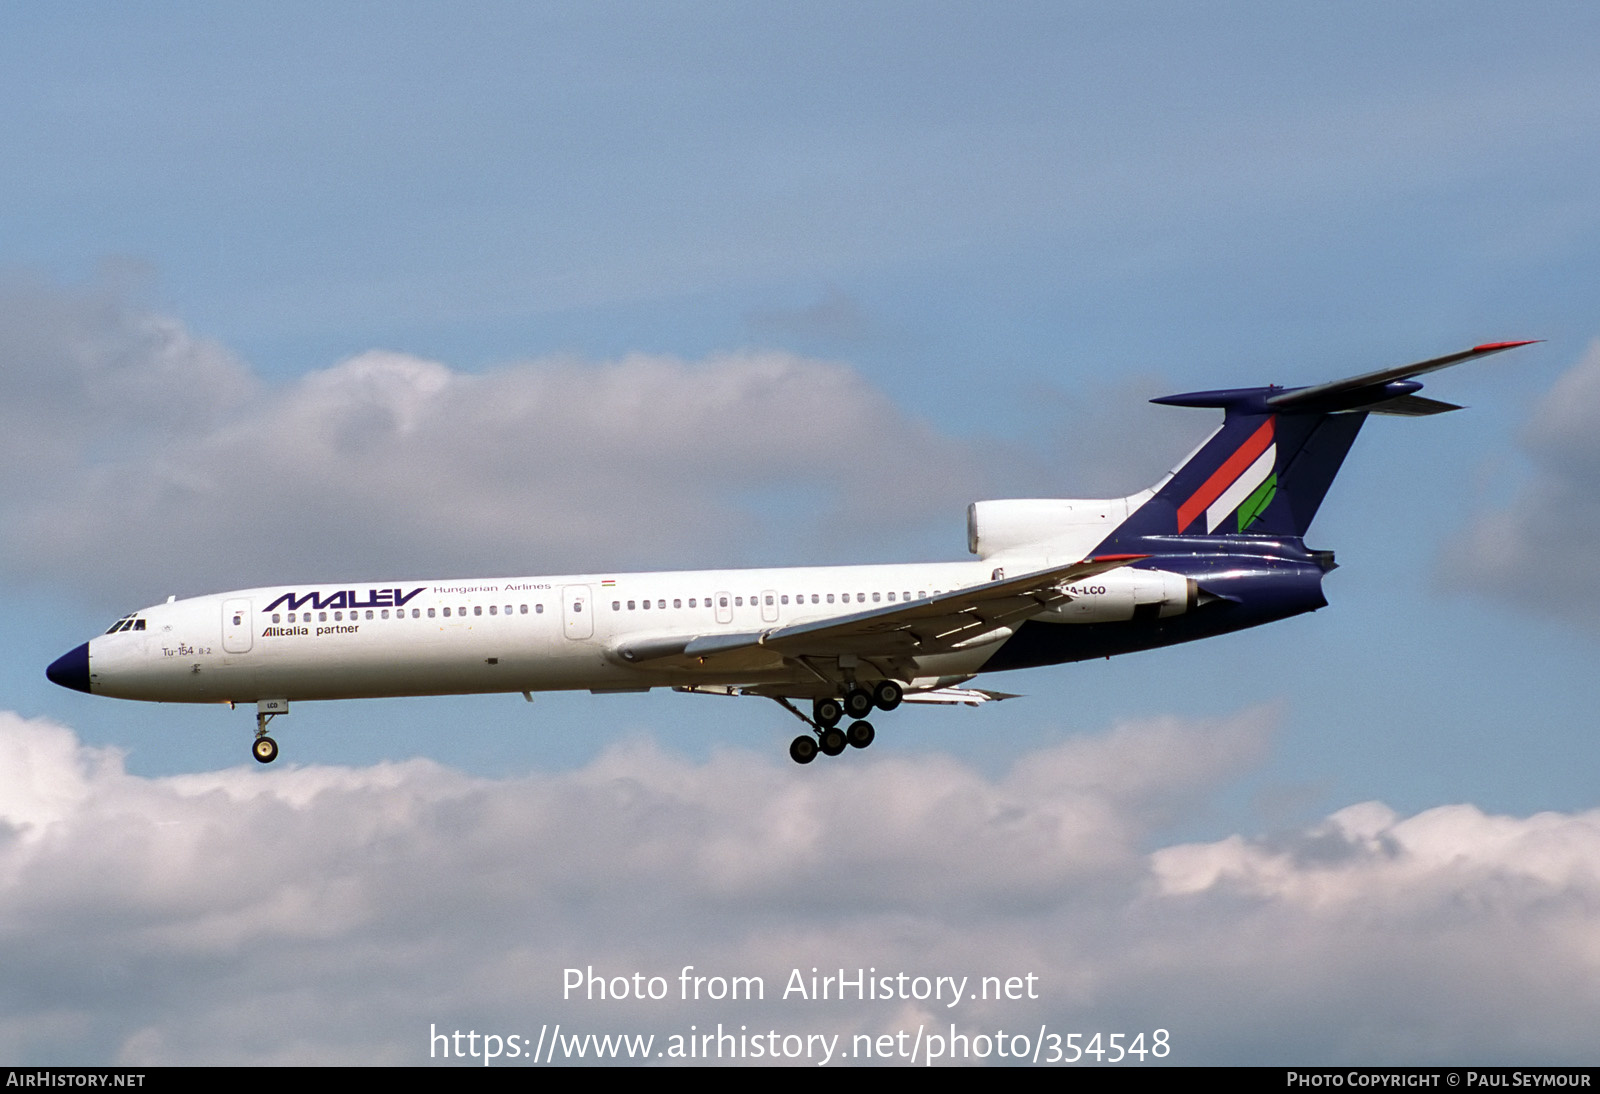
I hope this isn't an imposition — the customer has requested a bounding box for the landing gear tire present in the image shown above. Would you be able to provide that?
[789,735,819,765]
[872,680,904,712]
[846,720,876,749]
[842,688,875,720]
[253,736,279,764]
[819,727,848,756]
[813,697,844,729]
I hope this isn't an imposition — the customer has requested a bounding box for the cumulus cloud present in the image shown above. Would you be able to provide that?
[0,281,1007,602]
[1447,339,1600,624]
[2,706,1597,1065]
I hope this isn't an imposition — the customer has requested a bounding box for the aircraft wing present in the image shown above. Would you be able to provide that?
[676,683,1020,704]
[753,555,1146,658]
[617,555,1146,672]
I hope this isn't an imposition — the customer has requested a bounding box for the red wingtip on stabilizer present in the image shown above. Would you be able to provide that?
[1472,340,1542,352]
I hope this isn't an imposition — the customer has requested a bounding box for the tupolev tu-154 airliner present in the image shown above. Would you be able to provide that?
[47,340,1536,766]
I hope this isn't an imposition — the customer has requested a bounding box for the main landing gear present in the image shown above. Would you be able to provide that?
[788,720,867,764]
[776,683,902,765]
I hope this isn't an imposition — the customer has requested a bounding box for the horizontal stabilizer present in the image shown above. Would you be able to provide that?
[1364,393,1463,417]
[1153,341,1538,415]
[1265,340,1538,413]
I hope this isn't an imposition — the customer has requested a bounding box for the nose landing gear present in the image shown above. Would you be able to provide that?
[252,699,288,764]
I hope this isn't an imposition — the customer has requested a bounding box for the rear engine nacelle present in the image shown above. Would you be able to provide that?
[967,498,1133,560]
[1036,567,1196,623]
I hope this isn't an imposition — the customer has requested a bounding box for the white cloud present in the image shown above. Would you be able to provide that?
[1447,339,1600,624]
[0,282,1006,602]
[2,706,1598,1065]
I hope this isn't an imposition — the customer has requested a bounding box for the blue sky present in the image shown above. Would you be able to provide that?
[5,2,1600,1065]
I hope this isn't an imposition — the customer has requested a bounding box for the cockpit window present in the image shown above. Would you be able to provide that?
[105,615,145,634]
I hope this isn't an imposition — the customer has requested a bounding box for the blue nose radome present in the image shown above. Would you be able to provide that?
[46,643,91,693]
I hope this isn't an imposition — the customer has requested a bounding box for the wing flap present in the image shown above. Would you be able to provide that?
[898,687,1021,706]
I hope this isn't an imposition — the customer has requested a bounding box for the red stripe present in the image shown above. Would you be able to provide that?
[1175,417,1275,532]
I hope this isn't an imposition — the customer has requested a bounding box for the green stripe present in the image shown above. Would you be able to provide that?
[1236,473,1277,531]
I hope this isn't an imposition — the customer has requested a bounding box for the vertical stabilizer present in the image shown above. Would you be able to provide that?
[1093,340,1538,552]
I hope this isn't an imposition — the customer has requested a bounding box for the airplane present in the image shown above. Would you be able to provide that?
[46,340,1537,766]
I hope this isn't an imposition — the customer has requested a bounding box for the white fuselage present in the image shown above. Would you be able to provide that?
[87,558,1064,705]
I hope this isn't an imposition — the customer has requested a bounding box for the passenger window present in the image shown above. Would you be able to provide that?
[428,608,436,618]
[443,607,451,617]
[231,614,242,626]
[826,594,834,603]
[382,610,389,619]
[366,610,374,620]
[272,614,281,624]
[490,605,497,615]
[535,604,543,614]
[319,612,328,622]
[873,592,881,602]
[673,599,681,609]
[474,605,482,616]
[642,600,650,610]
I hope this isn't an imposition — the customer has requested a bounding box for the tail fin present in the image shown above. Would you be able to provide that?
[1097,341,1538,549]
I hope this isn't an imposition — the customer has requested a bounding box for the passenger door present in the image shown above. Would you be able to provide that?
[562,585,593,640]
[222,598,253,654]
